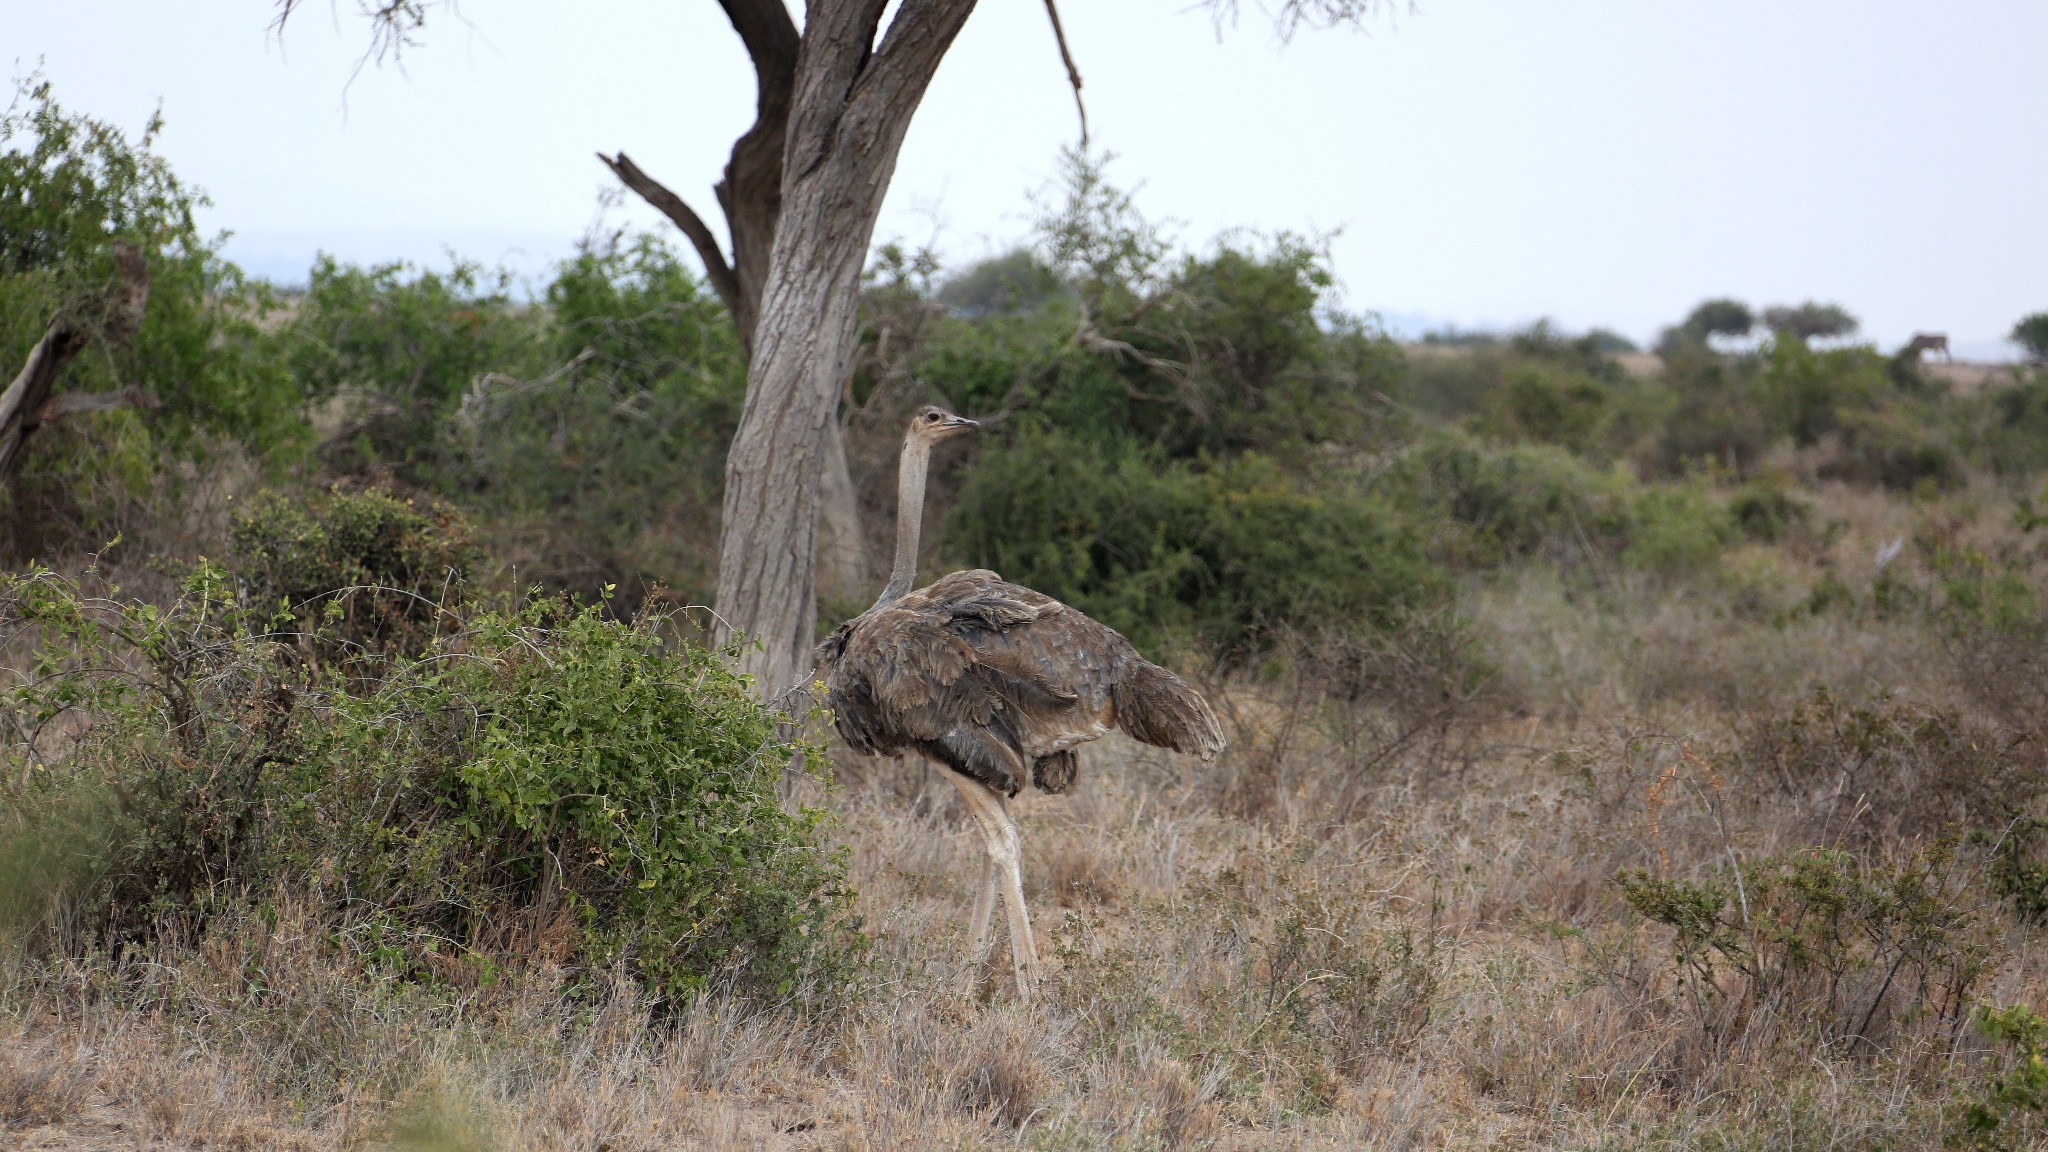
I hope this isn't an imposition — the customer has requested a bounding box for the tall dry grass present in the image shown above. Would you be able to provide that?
[5,483,2048,1151]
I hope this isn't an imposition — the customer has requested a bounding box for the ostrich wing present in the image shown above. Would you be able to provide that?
[822,574,1081,793]
[919,571,1224,762]
[822,570,1223,793]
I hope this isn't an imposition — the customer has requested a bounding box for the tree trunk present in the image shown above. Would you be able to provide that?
[816,411,869,604]
[715,0,979,698]
[603,2,881,633]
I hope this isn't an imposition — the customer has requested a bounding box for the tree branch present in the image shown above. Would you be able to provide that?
[597,151,747,330]
[0,322,89,479]
[38,386,162,422]
[855,0,980,142]
[715,0,801,95]
[1205,0,1397,41]
[271,1,438,64]
[1041,0,1088,146]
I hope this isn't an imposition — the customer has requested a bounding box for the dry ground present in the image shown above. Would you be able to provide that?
[4,482,2047,1151]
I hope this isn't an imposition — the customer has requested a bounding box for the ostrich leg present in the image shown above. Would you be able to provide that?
[945,771,1042,998]
[968,855,999,956]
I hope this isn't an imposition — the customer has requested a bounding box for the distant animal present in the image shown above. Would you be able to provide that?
[1901,332,1951,361]
[816,405,1225,998]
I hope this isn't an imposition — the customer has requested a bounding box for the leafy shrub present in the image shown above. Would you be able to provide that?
[1642,345,1769,476]
[945,426,1444,659]
[286,255,542,479]
[1475,364,1615,457]
[1822,408,1964,493]
[1380,429,1732,576]
[1728,481,1811,543]
[229,486,479,655]
[1381,431,1632,567]
[866,154,1400,471]
[1957,1003,2048,1151]
[278,232,746,607]
[2013,313,2048,364]
[1969,376,2048,477]
[0,564,856,1000]
[1978,818,2048,927]
[935,247,1067,317]
[1625,484,1735,576]
[1753,335,1889,448]
[1,77,303,556]
[1736,688,2044,848]
[455,232,746,605]
[1616,841,1990,1053]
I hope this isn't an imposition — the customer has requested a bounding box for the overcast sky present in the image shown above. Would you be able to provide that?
[7,1,2044,356]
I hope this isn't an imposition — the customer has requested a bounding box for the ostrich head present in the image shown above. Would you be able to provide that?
[907,404,979,444]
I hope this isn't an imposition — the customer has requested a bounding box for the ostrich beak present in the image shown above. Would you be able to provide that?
[944,415,980,433]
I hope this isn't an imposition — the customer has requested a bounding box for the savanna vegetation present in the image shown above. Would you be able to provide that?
[5,78,2048,1149]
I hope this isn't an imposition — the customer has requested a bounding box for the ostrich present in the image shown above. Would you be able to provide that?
[817,405,1225,998]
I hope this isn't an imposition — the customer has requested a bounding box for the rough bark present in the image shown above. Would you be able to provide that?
[816,412,869,604]
[716,0,980,698]
[603,2,882,634]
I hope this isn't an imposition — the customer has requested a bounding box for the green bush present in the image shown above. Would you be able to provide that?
[280,232,746,606]
[1475,364,1615,457]
[2013,313,2048,364]
[944,426,1444,659]
[1378,429,1732,577]
[1615,841,1990,1052]
[1728,481,1811,543]
[0,77,303,554]
[1642,345,1769,476]
[455,233,747,605]
[1823,408,1964,493]
[868,154,1401,471]
[229,486,479,654]
[1968,376,2048,477]
[1957,1003,2048,1151]
[1753,334,1889,448]
[0,563,856,1000]
[285,255,543,479]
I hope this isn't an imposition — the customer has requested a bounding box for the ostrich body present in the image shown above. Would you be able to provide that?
[817,406,1225,997]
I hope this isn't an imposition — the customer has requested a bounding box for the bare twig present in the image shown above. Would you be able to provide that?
[1040,0,1089,145]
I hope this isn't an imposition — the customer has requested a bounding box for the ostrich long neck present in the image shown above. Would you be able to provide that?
[877,435,932,606]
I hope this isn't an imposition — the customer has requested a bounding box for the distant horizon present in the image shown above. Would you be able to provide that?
[19,0,2037,365]
[215,223,2026,364]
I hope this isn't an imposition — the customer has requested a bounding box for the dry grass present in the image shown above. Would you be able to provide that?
[5,486,2048,1150]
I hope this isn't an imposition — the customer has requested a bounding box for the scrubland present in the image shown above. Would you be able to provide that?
[7,81,2048,1150]
[6,474,2046,1151]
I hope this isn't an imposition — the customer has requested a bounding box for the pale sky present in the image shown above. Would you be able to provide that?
[7,1,2044,357]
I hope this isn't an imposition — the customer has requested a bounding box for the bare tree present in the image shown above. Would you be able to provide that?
[282,0,1386,699]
